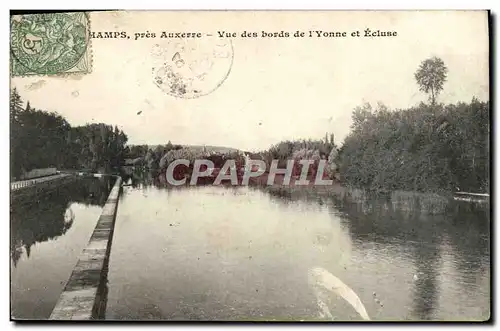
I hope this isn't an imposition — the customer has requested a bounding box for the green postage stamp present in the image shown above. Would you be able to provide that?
[10,12,91,76]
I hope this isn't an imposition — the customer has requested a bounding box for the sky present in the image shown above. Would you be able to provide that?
[11,11,489,151]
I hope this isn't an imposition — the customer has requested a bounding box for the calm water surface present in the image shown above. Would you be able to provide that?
[106,183,490,321]
[10,178,113,319]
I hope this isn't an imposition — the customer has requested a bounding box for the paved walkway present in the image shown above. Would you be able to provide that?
[50,177,122,320]
[10,173,71,191]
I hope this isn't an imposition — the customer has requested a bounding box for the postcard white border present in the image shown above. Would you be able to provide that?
[2,1,497,330]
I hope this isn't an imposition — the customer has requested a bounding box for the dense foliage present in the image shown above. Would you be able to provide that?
[10,88,128,179]
[123,141,184,164]
[256,134,339,179]
[261,134,335,165]
[339,99,490,193]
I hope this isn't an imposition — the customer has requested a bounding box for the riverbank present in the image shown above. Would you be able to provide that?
[49,177,122,320]
[250,174,490,215]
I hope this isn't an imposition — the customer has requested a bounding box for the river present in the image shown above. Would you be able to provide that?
[10,178,490,320]
[10,178,114,319]
[104,181,490,321]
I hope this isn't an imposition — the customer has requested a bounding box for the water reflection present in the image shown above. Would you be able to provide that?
[268,188,490,321]
[412,239,441,320]
[121,167,161,189]
[10,178,114,266]
[334,196,488,307]
[107,184,355,320]
[109,175,490,321]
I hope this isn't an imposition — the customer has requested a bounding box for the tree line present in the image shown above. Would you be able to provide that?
[256,134,339,179]
[10,88,128,179]
[124,144,247,183]
[14,56,486,193]
[338,57,489,193]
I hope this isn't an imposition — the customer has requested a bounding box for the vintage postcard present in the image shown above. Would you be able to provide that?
[10,10,490,321]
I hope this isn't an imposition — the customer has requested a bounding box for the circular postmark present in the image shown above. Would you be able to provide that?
[10,13,89,75]
[151,37,234,99]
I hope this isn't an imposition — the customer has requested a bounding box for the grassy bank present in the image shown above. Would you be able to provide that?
[256,177,487,215]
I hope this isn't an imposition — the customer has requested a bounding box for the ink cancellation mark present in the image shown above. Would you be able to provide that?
[151,37,233,99]
[10,12,91,77]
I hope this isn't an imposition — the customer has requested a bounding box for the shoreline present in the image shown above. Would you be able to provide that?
[49,177,122,320]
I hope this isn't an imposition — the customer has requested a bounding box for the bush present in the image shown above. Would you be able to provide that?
[339,100,489,193]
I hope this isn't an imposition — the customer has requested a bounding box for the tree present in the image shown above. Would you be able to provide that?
[10,89,24,178]
[165,140,174,152]
[9,90,129,177]
[414,57,448,105]
[10,88,23,113]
